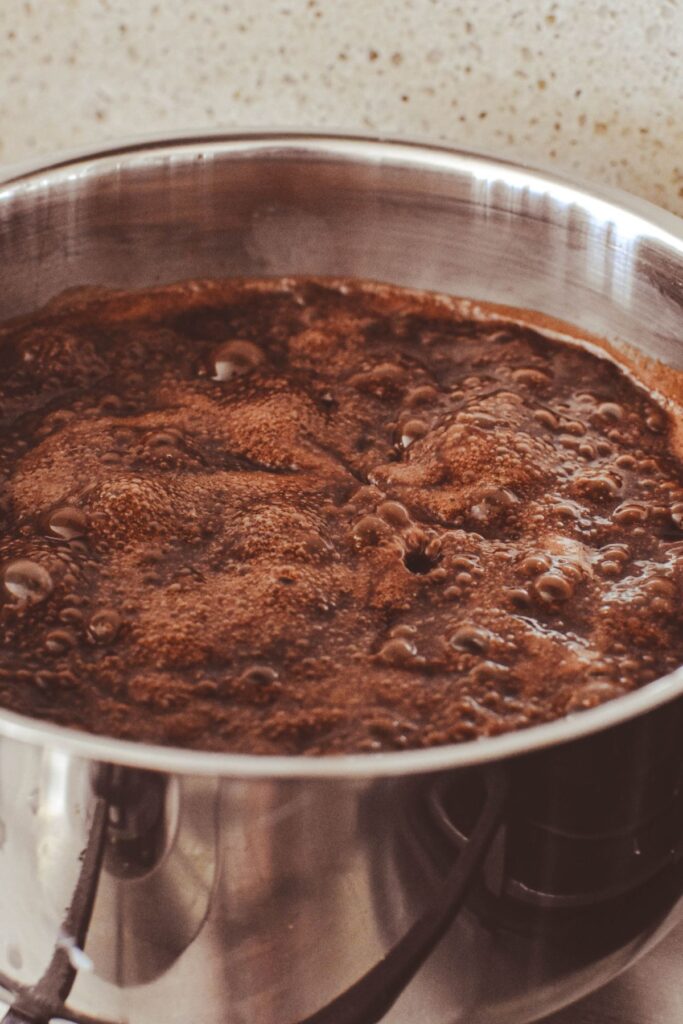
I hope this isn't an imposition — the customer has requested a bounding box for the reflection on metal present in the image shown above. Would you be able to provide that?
[298,771,509,1024]
[86,771,218,987]
[1,768,109,1023]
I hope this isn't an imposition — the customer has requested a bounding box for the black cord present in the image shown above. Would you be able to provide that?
[299,768,509,1024]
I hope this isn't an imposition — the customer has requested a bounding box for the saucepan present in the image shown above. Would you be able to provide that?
[0,132,682,1024]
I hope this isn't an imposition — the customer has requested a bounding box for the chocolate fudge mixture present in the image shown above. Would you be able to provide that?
[0,278,682,754]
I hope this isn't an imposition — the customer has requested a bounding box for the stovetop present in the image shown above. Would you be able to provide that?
[542,919,683,1024]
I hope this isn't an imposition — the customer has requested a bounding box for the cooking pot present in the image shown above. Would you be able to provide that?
[0,132,682,1024]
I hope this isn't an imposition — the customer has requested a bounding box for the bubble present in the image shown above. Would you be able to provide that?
[534,572,573,603]
[613,502,648,525]
[400,418,429,448]
[507,587,531,609]
[648,576,674,595]
[59,606,84,626]
[212,340,264,381]
[494,390,524,407]
[650,597,673,616]
[468,486,518,525]
[571,473,621,501]
[520,554,551,577]
[405,385,438,407]
[3,560,53,605]
[389,623,418,639]
[47,506,87,541]
[352,515,389,546]
[512,368,551,387]
[88,609,121,644]
[452,555,477,572]
[98,393,124,413]
[378,500,410,528]
[300,532,331,557]
[533,409,558,430]
[378,638,424,667]
[638,458,658,476]
[563,420,586,437]
[553,501,579,522]
[598,402,624,422]
[671,503,683,529]
[350,362,407,397]
[450,624,491,655]
[45,629,76,655]
[146,429,183,449]
[240,665,279,685]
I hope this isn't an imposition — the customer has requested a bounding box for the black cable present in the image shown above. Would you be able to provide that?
[299,768,509,1024]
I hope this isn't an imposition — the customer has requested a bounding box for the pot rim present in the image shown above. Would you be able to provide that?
[1,128,682,779]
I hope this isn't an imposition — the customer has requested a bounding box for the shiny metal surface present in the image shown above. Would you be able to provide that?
[0,133,682,1024]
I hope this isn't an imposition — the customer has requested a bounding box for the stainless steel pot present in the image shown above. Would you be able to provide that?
[0,132,682,1024]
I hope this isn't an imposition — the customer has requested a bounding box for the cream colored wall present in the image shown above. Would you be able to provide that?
[0,0,681,213]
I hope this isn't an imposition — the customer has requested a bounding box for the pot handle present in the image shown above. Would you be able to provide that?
[299,767,509,1024]
[1,766,507,1024]
[1,769,111,1024]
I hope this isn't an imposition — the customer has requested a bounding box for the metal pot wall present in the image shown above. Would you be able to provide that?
[0,133,682,1024]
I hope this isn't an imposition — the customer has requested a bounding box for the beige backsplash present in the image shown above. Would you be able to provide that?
[0,0,681,214]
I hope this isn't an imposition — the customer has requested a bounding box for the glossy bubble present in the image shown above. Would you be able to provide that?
[378,638,424,667]
[88,609,121,644]
[3,560,53,605]
[520,554,551,577]
[450,624,490,655]
[596,402,624,423]
[389,623,418,639]
[240,665,279,685]
[613,502,648,526]
[571,473,621,501]
[400,418,429,448]
[644,577,675,598]
[512,368,551,387]
[146,429,183,450]
[212,340,264,381]
[352,515,389,546]
[534,572,573,603]
[45,629,76,654]
[378,501,411,528]
[47,506,87,541]
[405,385,438,407]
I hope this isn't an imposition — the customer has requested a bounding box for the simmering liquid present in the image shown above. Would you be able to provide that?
[0,278,681,754]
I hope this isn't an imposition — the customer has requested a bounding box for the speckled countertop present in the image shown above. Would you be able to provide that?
[0,0,682,214]
[0,2,682,1023]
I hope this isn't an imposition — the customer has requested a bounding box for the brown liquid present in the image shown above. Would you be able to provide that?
[0,278,682,754]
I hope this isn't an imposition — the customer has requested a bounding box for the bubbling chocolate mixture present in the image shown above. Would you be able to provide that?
[0,278,682,754]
